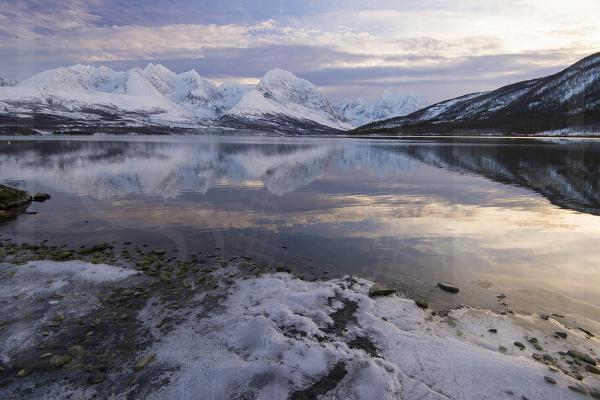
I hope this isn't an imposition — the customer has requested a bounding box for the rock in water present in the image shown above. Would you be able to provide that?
[437,282,459,293]
[32,192,51,202]
[0,184,32,218]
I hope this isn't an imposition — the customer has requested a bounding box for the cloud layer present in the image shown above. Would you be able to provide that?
[2,0,599,101]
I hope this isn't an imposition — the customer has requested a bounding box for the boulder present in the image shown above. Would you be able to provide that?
[0,184,32,219]
[32,192,51,202]
[437,282,459,293]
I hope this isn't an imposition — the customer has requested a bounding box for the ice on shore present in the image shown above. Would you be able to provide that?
[0,260,137,364]
[141,272,600,400]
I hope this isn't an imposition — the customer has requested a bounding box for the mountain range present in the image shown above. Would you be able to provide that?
[0,52,599,135]
[357,52,600,135]
[0,65,422,135]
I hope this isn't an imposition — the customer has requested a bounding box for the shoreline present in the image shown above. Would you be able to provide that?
[1,238,600,398]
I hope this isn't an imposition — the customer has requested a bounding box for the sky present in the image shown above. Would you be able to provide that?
[1,0,599,102]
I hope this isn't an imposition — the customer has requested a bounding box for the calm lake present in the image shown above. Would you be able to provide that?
[1,135,600,329]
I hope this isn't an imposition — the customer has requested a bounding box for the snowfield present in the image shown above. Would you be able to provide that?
[141,271,600,400]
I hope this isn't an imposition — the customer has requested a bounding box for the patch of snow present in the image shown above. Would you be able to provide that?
[140,272,598,399]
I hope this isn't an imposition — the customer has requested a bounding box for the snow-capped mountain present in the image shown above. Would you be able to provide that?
[358,52,600,135]
[0,64,227,126]
[336,92,428,126]
[222,69,352,132]
[0,65,354,134]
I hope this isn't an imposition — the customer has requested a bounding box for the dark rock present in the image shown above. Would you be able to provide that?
[488,328,498,334]
[437,282,459,293]
[32,192,51,202]
[586,364,600,375]
[554,331,567,339]
[578,327,595,337]
[415,298,429,309]
[369,288,397,297]
[568,349,596,365]
[0,184,32,218]
[514,342,525,350]
[544,376,556,384]
[87,371,105,385]
[568,385,589,395]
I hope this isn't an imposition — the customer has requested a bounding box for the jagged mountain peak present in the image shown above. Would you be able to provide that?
[226,68,350,131]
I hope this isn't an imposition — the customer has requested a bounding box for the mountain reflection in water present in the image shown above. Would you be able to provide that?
[1,136,600,327]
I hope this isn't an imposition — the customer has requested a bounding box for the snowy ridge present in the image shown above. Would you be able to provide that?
[227,69,351,130]
[336,92,428,126]
[0,65,359,133]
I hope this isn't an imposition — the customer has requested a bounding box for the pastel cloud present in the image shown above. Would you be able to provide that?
[1,0,599,101]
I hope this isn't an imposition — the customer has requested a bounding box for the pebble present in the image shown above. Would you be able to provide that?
[586,364,600,375]
[49,354,72,368]
[554,331,567,339]
[134,352,156,371]
[568,385,589,395]
[16,368,31,377]
[488,328,497,334]
[568,349,596,365]
[415,298,429,309]
[544,376,556,384]
[514,342,525,350]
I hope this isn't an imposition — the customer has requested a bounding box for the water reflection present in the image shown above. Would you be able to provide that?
[1,136,600,327]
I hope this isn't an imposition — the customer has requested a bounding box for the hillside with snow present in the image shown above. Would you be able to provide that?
[357,52,600,135]
[336,92,428,126]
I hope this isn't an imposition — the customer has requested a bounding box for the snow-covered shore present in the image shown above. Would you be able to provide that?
[2,258,599,399]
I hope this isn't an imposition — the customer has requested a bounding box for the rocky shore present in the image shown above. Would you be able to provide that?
[0,237,599,399]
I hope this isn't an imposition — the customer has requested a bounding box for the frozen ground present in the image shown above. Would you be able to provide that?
[1,259,600,399]
[141,270,600,399]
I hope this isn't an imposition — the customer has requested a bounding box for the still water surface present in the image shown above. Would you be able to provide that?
[1,135,600,328]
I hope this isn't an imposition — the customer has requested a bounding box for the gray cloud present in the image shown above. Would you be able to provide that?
[0,0,597,103]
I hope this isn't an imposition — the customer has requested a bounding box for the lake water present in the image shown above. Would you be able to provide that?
[2,135,600,329]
